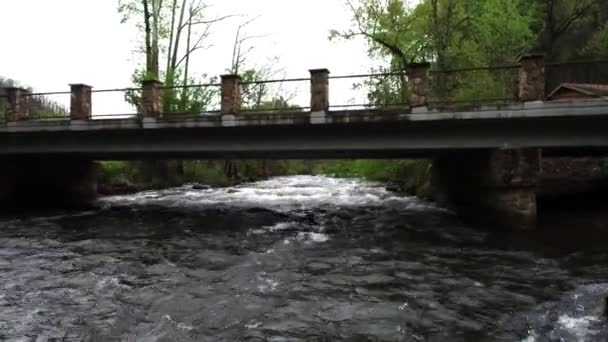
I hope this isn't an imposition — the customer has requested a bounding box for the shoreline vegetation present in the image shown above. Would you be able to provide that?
[97,160,433,197]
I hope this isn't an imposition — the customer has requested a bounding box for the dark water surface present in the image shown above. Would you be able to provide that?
[1,176,608,341]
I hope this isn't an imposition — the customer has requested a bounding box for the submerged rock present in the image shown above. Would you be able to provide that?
[191,184,211,190]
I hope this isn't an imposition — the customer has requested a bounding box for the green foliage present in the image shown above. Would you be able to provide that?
[99,159,319,192]
[314,159,431,195]
[28,95,69,119]
[238,68,301,111]
[123,68,219,115]
[471,0,537,65]
[162,72,219,114]
[333,0,538,105]
[99,159,432,196]
[534,0,606,61]
[583,23,608,58]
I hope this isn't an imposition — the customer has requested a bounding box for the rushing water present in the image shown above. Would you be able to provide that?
[1,176,608,341]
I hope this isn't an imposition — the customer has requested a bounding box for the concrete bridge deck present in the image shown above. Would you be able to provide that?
[0,99,606,159]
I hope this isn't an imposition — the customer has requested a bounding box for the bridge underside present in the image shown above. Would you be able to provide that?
[0,115,607,160]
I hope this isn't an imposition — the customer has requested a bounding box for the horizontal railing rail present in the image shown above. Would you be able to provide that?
[239,77,310,113]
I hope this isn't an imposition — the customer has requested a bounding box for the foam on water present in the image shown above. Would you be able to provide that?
[100,175,427,213]
[296,231,330,243]
[516,283,608,341]
[558,315,600,338]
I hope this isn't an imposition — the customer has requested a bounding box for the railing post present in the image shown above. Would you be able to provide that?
[70,84,92,120]
[310,69,330,112]
[221,75,241,115]
[141,79,164,118]
[407,62,431,108]
[518,54,545,101]
[5,87,29,121]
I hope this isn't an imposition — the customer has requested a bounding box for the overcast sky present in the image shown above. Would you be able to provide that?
[0,0,375,113]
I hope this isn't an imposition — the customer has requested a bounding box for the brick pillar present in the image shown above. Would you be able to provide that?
[432,148,541,230]
[407,62,430,107]
[5,87,29,121]
[310,69,330,112]
[70,84,92,120]
[221,75,241,115]
[141,79,163,118]
[518,54,545,101]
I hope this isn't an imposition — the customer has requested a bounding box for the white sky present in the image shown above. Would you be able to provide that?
[0,0,375,114]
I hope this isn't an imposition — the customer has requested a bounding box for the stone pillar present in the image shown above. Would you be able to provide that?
[518,54,545,102]
[407,62,430,107]
[5,87,29,121]
[70,84,92,120]
[141,79,164,118]
[310,69,330,112]
[482,148,541,229]
[221,75,241,115]
[432,149,541,230]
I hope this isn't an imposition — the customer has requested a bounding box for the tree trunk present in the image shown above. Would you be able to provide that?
[142,0,153,78]
[170,0,188,72]
[181,7,193,110]
[150,0,162,79]
[165,0,179,85]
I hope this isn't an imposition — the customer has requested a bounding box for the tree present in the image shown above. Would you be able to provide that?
[535,0,604,61]
[330,0,429,104]
[333,0,537,104]
[119,0,230,111]
[583,24,608,58]
[119,0,232,183]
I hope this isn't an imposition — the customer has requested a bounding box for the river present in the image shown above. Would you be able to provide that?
[1,175,607,341]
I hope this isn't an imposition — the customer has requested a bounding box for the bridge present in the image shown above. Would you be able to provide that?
[0,54,607,229]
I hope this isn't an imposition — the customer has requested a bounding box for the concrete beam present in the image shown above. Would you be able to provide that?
[0,114,605,159]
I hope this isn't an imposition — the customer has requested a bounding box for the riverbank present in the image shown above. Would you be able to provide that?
[98,159,433,196]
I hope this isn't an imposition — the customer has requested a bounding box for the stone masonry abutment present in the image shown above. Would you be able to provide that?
[432,149,541,229]
[430,54,544,229]
[0,159,99,209]
[1,84,99,208]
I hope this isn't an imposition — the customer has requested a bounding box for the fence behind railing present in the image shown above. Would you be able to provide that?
[546,60,608,96]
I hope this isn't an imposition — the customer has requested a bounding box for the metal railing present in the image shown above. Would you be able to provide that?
[239,77,310,113]
[428,64,520,108]
[160,82,222,118]
[1,59,607,124]
[90,87,141,119]
[329,70,409,110]
[88,83,223,120]
[326,65,521,110]
[23,91,70,120]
